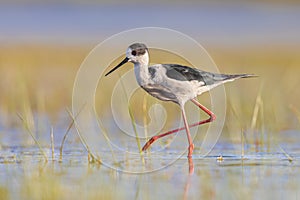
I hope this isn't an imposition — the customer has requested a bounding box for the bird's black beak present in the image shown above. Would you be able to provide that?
[105,57,129,76]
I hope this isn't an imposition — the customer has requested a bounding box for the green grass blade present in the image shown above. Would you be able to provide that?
[17,113,48,162]
[118,74,145,163]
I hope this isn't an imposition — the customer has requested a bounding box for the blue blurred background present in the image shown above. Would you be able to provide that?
[1,1,299,48]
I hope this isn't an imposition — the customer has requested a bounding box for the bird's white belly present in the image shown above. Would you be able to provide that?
[143,78,203,106]
[166,79,204,104]
[135,64,206,105]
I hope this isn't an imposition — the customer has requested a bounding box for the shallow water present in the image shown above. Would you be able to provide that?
[1,137,299,199]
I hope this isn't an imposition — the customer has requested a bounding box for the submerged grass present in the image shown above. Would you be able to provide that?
[277,144,293,162]
[142,94,148,141]
[250,83,265,148]
[66,108,102,164]
[59,106,85,162]
[50,126,54,161]
[119,74,144,161]
[17,113,48,162]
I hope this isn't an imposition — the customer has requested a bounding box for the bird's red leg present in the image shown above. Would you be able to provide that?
[142,98,216,151]
[181,106,194,157]
[190,98,216,122]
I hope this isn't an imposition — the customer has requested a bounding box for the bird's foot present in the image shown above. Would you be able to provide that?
[142,136,157,151]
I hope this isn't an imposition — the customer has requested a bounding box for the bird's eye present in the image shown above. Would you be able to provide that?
[131,50,137,56]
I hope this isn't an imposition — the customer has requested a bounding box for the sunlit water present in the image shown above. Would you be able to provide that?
[0,115,300,199]
[1,129,299,199]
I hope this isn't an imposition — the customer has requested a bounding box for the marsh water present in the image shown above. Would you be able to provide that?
[1,126,300,199]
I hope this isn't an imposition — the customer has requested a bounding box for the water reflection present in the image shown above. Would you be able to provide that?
[1,145,300,199]
[183,157,194,199]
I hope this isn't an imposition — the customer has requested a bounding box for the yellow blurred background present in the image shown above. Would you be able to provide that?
[0,0,299,135]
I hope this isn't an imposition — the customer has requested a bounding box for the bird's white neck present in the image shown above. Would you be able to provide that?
[134,54,150,86]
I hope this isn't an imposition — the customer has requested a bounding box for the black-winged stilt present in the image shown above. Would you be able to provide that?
[105,43,255,158]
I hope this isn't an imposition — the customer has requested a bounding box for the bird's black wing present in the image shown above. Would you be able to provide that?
[164,64,203,82]
[164,64,251,86]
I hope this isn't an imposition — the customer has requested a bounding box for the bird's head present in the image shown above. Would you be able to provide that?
[105,43,149,76]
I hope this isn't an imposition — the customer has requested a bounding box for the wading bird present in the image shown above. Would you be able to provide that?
[105,43,255,158]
